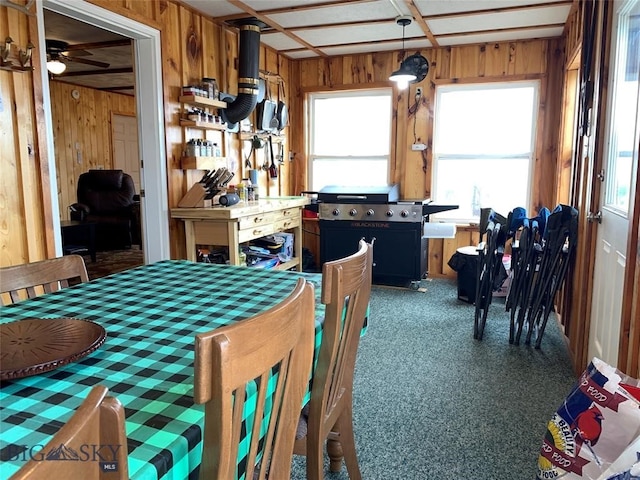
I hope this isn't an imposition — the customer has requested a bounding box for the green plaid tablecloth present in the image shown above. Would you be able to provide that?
[0,260,324,480]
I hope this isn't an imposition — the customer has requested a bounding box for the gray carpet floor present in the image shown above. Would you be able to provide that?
[291,277,577,480]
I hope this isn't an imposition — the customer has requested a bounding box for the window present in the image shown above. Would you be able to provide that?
[432,82,539,222]
[603,0,639,214]
[308,89,392,191]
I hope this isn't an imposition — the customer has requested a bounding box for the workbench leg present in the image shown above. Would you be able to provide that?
[184,221,197,262]
[227,222,240,266]
[294,214,303,271]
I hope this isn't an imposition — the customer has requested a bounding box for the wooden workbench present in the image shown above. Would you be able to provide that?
[171,197,309,271]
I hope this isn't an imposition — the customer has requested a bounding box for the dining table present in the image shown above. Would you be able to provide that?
[0,260,325,480]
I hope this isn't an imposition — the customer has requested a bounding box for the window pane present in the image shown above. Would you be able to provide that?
[604,7,639,212]
[436,86,535,155]
[309,90,391,191]
[311,158,388,191]
[311,94,391,156]
[433,82,538,222]
[434,158,530,220]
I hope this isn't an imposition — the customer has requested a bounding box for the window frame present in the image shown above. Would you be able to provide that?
[432,80,540,223]
[306,88,392,191]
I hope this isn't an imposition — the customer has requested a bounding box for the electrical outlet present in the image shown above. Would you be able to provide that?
[416,87,423,96]
[411,143,427,151]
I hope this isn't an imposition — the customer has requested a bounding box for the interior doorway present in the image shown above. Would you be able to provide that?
[38,0,170,264]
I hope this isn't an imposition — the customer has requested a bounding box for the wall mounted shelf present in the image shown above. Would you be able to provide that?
[179,95,227,109]
[179,119,226,131]
[181,156,227,170]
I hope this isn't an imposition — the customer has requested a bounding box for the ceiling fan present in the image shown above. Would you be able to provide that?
[45,39,110,74]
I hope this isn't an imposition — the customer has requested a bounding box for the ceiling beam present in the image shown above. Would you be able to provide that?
[278,23,565,54]
[97,85,134,91]
[405,0,438,48]
[64,39,131,51]
[55,67,133,77]
[218,0,376,21]
[435,22,566,39]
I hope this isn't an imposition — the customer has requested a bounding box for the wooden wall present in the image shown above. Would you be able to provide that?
[146,0,292,259]
[0,0,292,264]
[291,39,565,276]
[49,81,136,221]
[0,5,50,266]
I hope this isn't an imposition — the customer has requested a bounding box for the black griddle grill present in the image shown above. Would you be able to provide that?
[315,184,458,287]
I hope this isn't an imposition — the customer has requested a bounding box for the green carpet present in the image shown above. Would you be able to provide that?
[291,277,577,479]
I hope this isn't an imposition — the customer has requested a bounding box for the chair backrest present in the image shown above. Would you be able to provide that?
[77,169,136,214]
[310,239,373,436]
[0,255,89,305]
[194,277,316,480]
[10,385,129,480]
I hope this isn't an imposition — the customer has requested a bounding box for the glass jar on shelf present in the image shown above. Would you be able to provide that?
[185,139,198,157]
[201,77,219,100]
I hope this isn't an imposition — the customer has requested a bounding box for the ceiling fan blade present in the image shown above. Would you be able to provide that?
[64,49,93,57]
[64,39,131,52]
[63,54,110,69]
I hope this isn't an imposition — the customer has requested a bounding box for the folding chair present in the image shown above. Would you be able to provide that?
[474,209,507,340]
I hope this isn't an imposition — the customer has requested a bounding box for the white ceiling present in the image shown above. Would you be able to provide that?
[38,0,573,95]
[182,0,573,58]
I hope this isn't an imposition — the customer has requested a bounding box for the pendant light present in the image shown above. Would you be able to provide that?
[389,16,416,90]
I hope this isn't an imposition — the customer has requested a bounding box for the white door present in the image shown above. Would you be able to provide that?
[112,113,141,193]
[588,0,640,366]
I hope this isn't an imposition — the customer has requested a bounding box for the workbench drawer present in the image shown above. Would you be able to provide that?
[274,216,300,232]
[238,213,276,230]
[238,223,276,243]
[274,208,299,221]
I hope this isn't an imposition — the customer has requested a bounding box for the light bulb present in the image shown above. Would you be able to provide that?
[46,59,66,75]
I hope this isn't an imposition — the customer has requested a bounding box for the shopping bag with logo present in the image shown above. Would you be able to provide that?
[536,357,640,480]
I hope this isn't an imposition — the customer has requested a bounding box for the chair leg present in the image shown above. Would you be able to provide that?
[327,436,344,472]
[332,409,362,480]
[305,431,325,480]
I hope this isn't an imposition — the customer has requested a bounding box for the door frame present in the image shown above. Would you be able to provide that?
[37,0,170,264]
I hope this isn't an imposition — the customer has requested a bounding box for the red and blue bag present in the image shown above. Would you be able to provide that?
[537,357,640,479]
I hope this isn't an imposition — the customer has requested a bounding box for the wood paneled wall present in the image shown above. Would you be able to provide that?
[0,5,49,266]
[0,0,292,264]
[291,39,564,276]
[49,81,136,221]
[145,0,292,259]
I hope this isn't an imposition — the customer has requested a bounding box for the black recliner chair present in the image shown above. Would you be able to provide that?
[70,169,141,250]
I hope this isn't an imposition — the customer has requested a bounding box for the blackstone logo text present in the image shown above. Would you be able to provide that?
[5,443,122,473]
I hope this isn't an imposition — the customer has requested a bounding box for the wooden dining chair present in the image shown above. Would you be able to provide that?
[10,385,129,480]
[293,239,373,480]
[0,255,89,305]
[193,277,316,480]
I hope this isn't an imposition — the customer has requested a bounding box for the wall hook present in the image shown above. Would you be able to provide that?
[1,37,13,66]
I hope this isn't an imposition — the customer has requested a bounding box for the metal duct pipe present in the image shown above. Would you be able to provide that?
[221,19,263,125]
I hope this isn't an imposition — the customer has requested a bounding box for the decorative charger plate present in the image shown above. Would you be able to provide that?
[0,318,106,381]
